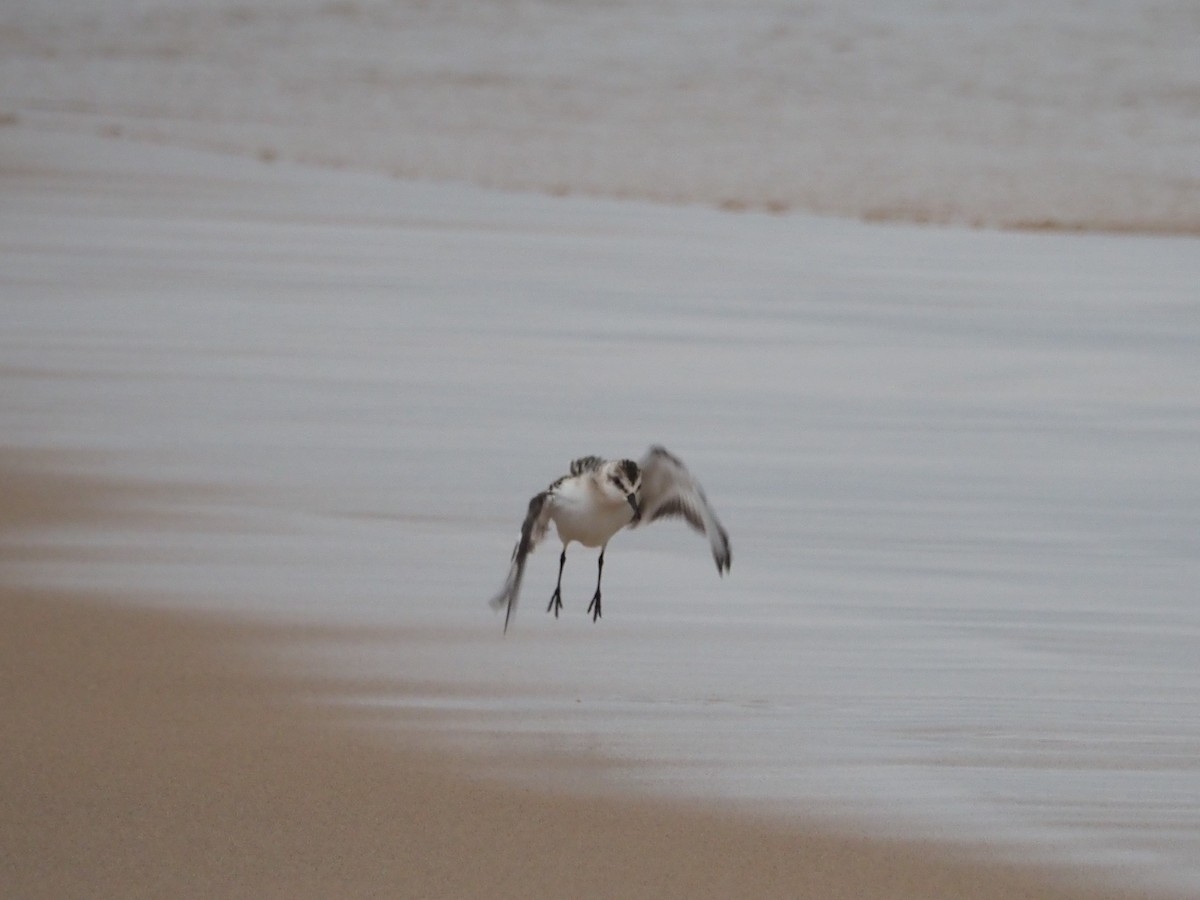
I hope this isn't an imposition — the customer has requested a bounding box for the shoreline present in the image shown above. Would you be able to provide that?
[0,456,1165,899]
[11,115,1200,238]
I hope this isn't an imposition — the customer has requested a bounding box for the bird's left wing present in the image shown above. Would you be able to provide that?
[489,490,554,632]
[634,445,731,574]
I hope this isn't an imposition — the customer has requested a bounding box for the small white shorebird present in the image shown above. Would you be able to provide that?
[489,445,731,631]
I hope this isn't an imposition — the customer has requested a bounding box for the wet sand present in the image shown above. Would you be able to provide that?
[0,456,1159,899]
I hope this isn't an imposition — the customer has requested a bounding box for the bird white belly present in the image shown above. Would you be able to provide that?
[552,499,631,548]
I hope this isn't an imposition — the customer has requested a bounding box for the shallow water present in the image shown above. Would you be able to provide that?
[4,131,1199,895]
[2,0,1198,231]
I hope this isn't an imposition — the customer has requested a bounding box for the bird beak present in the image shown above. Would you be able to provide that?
[627,493,641,522]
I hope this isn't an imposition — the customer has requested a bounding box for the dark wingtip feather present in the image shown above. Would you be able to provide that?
[714,524,732,575]
[714,551,731,575]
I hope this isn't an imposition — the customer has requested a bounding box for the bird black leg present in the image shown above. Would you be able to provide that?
[586,547,605,622]
[547,547,566,617]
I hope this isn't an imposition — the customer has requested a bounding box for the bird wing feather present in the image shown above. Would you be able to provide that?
[634,445,731,574]
[489,490,554,632]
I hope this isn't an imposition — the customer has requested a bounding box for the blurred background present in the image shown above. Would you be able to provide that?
[3,1,1199,895]
[2,0,1198,232]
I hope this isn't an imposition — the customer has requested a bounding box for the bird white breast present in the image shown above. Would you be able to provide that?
[550,477,633,547]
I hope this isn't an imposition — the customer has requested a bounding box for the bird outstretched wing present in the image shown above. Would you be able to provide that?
[489,490,554,632]
[634,445,732,574]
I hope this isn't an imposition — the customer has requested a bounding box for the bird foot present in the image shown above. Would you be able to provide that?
[547,587,563,618]
[586,590,602,622]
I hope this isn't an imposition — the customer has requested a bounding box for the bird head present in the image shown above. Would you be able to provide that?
[603,459,642,521]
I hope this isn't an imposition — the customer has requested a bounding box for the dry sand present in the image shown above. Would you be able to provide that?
[0,453,1163,899]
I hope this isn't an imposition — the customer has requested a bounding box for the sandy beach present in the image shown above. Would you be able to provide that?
[2,454,1165,900]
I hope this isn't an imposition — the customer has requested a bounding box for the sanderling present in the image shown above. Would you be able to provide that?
[489,445,731,631]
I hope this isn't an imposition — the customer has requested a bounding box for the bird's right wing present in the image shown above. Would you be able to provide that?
[489,490,553,632]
